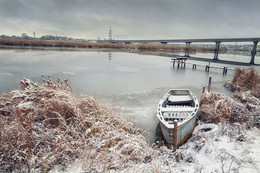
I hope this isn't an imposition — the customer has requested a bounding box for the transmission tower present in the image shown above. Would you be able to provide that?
[109,26,112,40]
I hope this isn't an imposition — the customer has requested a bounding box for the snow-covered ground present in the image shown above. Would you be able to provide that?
[179,123,260,172]
[55,122,260,173]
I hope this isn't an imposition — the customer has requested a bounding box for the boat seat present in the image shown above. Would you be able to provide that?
[161,107,194,112]
[168,95,193,103]
[163,112,190,119]
[164,118,184,122]
[166,105,191,108]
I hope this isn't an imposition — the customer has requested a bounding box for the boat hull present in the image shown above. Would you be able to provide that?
[156,89,199,147]
[159,111,198,146]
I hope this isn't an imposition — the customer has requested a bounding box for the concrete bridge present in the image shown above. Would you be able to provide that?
[105,37,260,64]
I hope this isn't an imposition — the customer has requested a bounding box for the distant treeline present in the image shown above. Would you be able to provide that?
[0,38,227,52]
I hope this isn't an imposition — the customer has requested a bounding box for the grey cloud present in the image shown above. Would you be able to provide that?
[0,0,260,39]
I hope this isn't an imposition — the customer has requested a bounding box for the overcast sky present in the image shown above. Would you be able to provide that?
[0,0,260,40]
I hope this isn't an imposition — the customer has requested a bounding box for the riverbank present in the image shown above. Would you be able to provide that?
[0,68,260,172]
[0,38,227,53]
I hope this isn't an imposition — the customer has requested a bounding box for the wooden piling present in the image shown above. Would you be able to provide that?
[202,85,205,94]
[225,67,228,74]
[208,76,212,92]
[205,65,210,72]
[222,67,228,75]
[172,58,177,68]
[173,120,178,151]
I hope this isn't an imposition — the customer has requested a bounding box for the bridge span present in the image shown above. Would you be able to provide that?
[104,37,260,64]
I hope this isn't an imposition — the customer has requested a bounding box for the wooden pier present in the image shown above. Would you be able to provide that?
[171,58,234,75]
[171,57,187,68]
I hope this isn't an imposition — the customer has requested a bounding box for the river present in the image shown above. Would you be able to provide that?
[0,48,259,143]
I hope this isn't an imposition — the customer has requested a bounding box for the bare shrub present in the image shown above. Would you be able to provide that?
[226,68,260,98]
[199,92,254,126]
[200,68,260,127]
[0,77,154,172]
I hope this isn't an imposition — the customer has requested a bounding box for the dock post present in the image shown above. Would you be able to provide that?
[174,120,178,151]
[225,67,228,74]
[202,85,206,94]
[213,41,221,60]
[223,67,228,75]
[223,67,226,75]
[208,76,212,92]
[250,41,258,64]
[205,65,210,72]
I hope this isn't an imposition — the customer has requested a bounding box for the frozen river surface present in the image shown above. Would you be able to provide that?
[1,49,257,142]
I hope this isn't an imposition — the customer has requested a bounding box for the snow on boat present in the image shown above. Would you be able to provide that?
[157,89,199,148]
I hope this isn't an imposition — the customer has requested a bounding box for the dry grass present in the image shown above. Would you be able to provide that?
[226,68,260,98]
[200,68,260,127]
[0,77,156,172]
[0,38,227,53]
[0,38,131,49]
[199,92,252,125]
[136,43,195,51]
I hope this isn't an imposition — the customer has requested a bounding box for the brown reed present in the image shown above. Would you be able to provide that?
[200,68,260,127]
[0,38,227,53]
[0,77,154,172]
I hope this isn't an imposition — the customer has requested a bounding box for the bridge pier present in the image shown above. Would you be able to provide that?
[185,42,191,57]
[250,41,258,64]
[185,42,191,47]
[161,41,168,45]
[213,41,221,60]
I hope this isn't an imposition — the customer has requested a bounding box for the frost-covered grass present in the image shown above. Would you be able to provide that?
[200,68,260,128]
[1,68,260,172]
[0,77,161,172]
[199,92,259,127]
[226,67,260,99]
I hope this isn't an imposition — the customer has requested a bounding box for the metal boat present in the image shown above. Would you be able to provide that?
[157,89,199,148]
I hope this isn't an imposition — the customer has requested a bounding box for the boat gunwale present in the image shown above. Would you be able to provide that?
[156,89,199,129]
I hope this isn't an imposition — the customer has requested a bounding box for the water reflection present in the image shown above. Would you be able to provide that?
[154,123,165,146]
[108,52,112,61]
